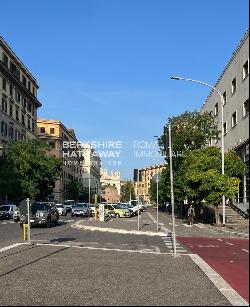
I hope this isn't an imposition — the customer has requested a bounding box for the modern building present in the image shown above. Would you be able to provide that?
[100,169,121,200]
[201,29,249,207]
[37,119,83,203]
[133,163,167,203]
[0,36,41,147]
[81,144,101,196]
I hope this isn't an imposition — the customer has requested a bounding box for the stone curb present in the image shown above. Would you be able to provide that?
[71,221,167,237]
[198,223,249,238]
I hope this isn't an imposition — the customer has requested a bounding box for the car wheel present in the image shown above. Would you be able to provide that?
[115,213,120,218]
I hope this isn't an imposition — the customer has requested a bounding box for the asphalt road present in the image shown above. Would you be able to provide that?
[0,212,247,306]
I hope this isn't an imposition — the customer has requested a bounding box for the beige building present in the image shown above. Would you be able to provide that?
[81,144,101,195]
[102,185,119,203]
[100,169,121,200]
[134,163,167,203]
[201,29,249,207]
[37,119,83,203]
[0,36,41,147]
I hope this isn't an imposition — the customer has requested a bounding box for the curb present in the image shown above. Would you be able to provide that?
[71,221,167,237]
[199,223,249,238]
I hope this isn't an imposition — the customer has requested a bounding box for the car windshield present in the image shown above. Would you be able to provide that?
[0,206,10,211]
[75,203,88,208]
[31,203,49,214]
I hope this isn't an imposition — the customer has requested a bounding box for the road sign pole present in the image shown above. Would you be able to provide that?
[137,169,140,231]
[156,173,159,231]
[27,198,31,245]
[169,125,177,257]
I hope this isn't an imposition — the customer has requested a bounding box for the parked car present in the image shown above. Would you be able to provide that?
[108,204,131,218]
[55,204,67,216]
[71,203,91,217]
[102,204,116,218]
[19,202,59,228]
[63,200,75,212]
[0,204,18,220]
[119,203,138,216]
[90,204,98,216]
[13,208,20,222]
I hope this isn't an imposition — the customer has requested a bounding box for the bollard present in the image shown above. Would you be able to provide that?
[23,224,27,241]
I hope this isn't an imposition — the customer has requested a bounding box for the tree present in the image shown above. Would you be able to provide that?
[159,111,220,155]
[121,181,135,202]
[65,181,95,203]
[180,147,245,225]
[0,139,61,201]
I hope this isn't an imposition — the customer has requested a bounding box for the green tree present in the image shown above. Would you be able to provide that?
[159,111,220,155]
[0,139,61,201]
[180,147,245,225]
[65,180,95,203]
[121,181,135,202]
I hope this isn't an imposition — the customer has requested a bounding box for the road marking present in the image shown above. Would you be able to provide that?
[217,239,223,241]
[226,242,234,246]
[242,249,249,253]
[0,243,27,253]
[35,242,178,256]
[190,254,248,306]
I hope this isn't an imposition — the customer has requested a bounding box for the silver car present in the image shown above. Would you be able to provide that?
[71,203,91,217]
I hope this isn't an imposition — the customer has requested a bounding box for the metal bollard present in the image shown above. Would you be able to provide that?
[23,224,27,241]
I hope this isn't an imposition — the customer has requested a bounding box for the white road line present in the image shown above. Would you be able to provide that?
[190,254,248,306]
[226,242,234,246]
[0,242,27,253]
[217,239,223,241]
[35,242,177,256]
[242,249,249,253]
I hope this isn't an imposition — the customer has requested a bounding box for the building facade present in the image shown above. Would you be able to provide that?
[133,163,167,203]
[0,36,41,147]
[201,29,249,206]
[37,119,83,203]
[100,169,121,200]
[81,144,101,196]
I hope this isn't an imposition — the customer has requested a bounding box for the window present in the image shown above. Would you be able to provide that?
[231,78,237,94]
[9,104,13,117]
[21,114,25,126]
[2,78,6,91]
[231,111,237,128]
[22,97,26,109]
[9,84,13,97]
[243,99,249,117]
[32,121,35,133]
[28,81,31,91]
[27,102,32,112]
[10,62,20,80]
[50,128,55,134]
[22,75,27,87]
[16,91,21,103]
[27,117,31,130]
[9,126,14,139]
[49,142,56,149]
[243,59,249,80]
[16,107,20,122]
[223,91,227,106]
[40,127,45,133]
[2,53,8,67]
[1,98,8,113]
[223,122,227,135]
[1,121,7,137]
[214,103,219,116]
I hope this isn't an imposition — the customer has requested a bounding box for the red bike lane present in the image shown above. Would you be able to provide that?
[177,236,249,302]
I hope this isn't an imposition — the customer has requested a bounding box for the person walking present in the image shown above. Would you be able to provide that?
[188,204,195,226]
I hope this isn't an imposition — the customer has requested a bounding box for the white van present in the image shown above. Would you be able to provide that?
[0,204,18,220]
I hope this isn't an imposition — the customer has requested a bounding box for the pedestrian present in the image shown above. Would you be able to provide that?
[188,204,195,226]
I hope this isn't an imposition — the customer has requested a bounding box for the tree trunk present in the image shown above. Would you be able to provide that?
[214,204,221,226]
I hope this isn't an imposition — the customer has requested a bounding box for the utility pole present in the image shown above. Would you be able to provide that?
[137,169,140,231]
[156,173,159,231]
[169,124,177,257]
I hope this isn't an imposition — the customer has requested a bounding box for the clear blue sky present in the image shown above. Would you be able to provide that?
[1,0,248,179]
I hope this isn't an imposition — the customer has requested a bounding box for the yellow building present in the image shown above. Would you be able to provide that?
[134,163,167,203]
[37,119,83,203]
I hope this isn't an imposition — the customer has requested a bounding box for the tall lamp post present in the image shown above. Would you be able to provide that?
[171,76,226,226]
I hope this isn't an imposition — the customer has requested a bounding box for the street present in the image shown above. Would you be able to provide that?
[0,208,248,306]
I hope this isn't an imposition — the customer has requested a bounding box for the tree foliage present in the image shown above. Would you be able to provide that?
[0,139,61,200]
[121,181,135,202]
[65,180,95,203]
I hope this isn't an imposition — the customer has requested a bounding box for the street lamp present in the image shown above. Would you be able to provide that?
[171,76,226,226]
